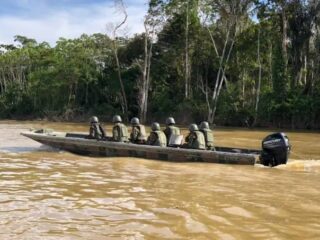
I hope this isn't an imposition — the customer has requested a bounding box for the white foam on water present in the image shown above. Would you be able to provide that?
[276,159,320,173]
[254,160,320,173]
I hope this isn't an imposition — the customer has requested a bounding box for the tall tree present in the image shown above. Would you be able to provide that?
[136,0,164,123]
[200,0,255,123]
[108,0,129,121]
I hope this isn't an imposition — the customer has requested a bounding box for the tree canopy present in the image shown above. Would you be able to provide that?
[0,0,320,129]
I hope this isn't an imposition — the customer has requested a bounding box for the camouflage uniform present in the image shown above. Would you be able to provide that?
[147,130,167,147]
[201,129,214,150]
[112,123,129,142]
[185,130,206,150]
[89,123,106,140]
[199,121,214,150]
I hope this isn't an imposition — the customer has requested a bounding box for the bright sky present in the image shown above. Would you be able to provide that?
[0,0,148,46]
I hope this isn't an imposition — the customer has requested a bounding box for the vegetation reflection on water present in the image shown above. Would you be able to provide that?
[0,121,319,239]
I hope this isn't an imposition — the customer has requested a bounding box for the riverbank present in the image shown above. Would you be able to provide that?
[2,115,320,132]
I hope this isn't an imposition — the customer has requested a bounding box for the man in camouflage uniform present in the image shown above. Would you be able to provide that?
[147,122,167,147]
[88,116,106,140]
[163,117,180,145]
[199,121,214,150]
[130,117,147,144]
[184,124,206,150]
[112,115,129,142]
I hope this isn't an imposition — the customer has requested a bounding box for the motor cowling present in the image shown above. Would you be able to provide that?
[260,132,291,167]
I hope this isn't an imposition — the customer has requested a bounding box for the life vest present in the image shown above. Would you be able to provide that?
[112,123,129,142]
[164,125,181,143]
[153,130,167,147]
[201,129,214,148]
[137,124,147,141]
[90,123,104,139]
[169,126,180,135]
[131,124,147,142]
[188,131,206,150]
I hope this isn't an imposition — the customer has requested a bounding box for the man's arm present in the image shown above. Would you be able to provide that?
[147,132,156,145]
[99,124,106,138]
[88,125,95,138]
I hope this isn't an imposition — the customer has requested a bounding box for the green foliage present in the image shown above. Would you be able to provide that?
[215,84,255,126]
[272,40,288,100]
[0,0,320,128]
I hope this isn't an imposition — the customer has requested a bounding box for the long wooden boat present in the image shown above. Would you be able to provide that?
[21,129,262,165]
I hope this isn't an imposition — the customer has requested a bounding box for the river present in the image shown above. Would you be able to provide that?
[0,121,319,239]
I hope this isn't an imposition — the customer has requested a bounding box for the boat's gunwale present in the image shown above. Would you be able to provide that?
[21,131,260,159]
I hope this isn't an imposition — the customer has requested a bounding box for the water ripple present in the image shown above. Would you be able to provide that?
[0,123,320,239]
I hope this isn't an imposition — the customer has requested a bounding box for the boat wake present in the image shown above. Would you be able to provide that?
[254,159,320,173]
[276,159,320,173]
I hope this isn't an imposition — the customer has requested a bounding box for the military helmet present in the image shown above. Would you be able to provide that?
[130,117,140,125]
[113,115,122,123]
[166,117,175,125]
[200,121,210,130]
[90,116,99,123]
[151,122,160,131]
[189,123,199,132]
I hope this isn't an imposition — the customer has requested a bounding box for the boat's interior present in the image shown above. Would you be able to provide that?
[214,146,261,154]
[63,132,260,154]
[66,133,89,138]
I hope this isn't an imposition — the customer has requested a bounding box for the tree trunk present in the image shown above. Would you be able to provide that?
[110,0,129,122]
[207,25,236,124]
[139,28,149,123]
[138,19,154,123]
[143,40,153,122]
[269,42,273,88]
[242,69,246,108]
[281,4,288,80]
[113,43,128,121]
[185,1,190,99]
[253,28,262,126]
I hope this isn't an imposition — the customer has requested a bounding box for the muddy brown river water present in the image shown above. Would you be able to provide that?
[0,121,319,239]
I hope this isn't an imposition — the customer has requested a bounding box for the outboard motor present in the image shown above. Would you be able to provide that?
[260,132,291,167]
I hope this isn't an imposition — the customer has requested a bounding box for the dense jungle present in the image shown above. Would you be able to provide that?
[1,0,320,129]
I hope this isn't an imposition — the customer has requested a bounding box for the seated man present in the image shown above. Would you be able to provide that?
[163,117,180,145]
[199,121,214,150]
[112,115,129,142]
[147,122,167,147]
[130,117,147,144]
[88,116,106,140]
[184,124,206,150]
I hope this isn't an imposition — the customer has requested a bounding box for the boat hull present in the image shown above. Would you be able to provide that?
[21,131,259,165]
